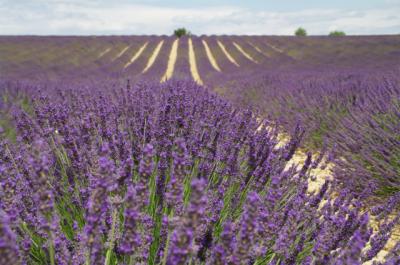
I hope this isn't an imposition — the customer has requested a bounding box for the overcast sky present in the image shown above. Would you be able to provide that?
[1,0,399,35]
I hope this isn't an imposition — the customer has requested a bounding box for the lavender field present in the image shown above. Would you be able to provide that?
[1,35,400,265]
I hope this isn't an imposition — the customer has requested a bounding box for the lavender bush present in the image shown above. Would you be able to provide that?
[0,79,399,264]
[226,70,400,199]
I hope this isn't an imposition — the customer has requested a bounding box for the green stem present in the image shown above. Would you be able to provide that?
[5,144,20,174]
[48,233,55,265]
[161,211,174,265]
[105,208,119,265]
[49,241,55,265]
[85,251,91,265]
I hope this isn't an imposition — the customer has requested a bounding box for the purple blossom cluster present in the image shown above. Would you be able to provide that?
[227,69,400,201]
[0,79,399,264]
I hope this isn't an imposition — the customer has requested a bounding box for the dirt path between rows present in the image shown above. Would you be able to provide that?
[161,39,179,82]
[278,133,399,263]
[142,40,164,73]
[247,41,270,58]
[202,39,221,72]
[123,42,148,69]
[97,47,111,59]
[233,42,258,64]
[113,46,130,61]
[217,40,240,67]
[188,38,203,85]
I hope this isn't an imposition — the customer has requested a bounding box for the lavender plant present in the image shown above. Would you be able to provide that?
[1,79,398,264]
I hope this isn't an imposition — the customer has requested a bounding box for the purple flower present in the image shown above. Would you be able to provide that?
[118,185,152,261]
[165,138,189,213]
[187,178,208,238]
[363,214,400,262]
[208,220,237,265]
[119,186,142,256]
[139,143,155,179]
[0,210,20,264]
[166,227,194,265]
[83,171,109,264]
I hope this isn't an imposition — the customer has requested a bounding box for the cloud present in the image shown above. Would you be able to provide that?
[0,0,399,35]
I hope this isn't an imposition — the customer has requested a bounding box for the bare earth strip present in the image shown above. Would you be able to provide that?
[188,38,203,85]
[277,131,399,264]
[97,48,111,59]
[161,39,179,82]
[248,42,270,58]
[123,42,148,69]
[233,42,259,63]
[202,39,221,72]
[217,40,240,67]
[264,42,295,59]
[113,46,130,61]
[142,40,164,73]
[265,42,285,53]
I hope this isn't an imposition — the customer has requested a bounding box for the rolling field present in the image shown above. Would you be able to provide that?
[1,35,399,82]
[1,35,400,264]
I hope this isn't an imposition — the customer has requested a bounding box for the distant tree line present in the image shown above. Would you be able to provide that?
[294,27,347,36]
[328,30,346,36]
[172,27,347,37]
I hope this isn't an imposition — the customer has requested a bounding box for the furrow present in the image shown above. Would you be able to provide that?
[113,45,130,61]
[123,42,148,69]
[247,41,270,57]
[217,40,239,67]
[161,39,179,82]
[188,38,203,85]
[142,40,164,73]
[233,41,258,63]
[202,39,221,72]
[97,48,111,59]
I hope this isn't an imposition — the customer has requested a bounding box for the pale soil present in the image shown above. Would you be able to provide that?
[161,39,179,82]
[276,131,399,263]
[202,39,221,72]
[188,38,203,85]
[113,46,130,61]
[265,42,284,53]
[217,40,240,67]
[123,42,148,69]
[142,40,164,73]
[97,48,111,59]
[264,42,296,60]
[285,149,333,193]
[232,42,258,64]
[247,41,271,58]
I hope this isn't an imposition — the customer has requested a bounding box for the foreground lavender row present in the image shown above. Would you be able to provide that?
[227,70,400,199]
[0,80,399,264]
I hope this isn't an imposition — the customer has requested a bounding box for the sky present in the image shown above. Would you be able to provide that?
[1,0,399,35]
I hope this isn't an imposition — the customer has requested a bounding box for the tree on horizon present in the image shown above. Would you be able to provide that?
[329,30,346,36]
[174,28,191,38]
[295,27,307,36]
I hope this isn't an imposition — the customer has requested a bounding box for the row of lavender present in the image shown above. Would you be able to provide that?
[226,68,400,199]
[0,36,163,81]
[0,35,271,83]
[2,35,399,84]
[1,79,399,264]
